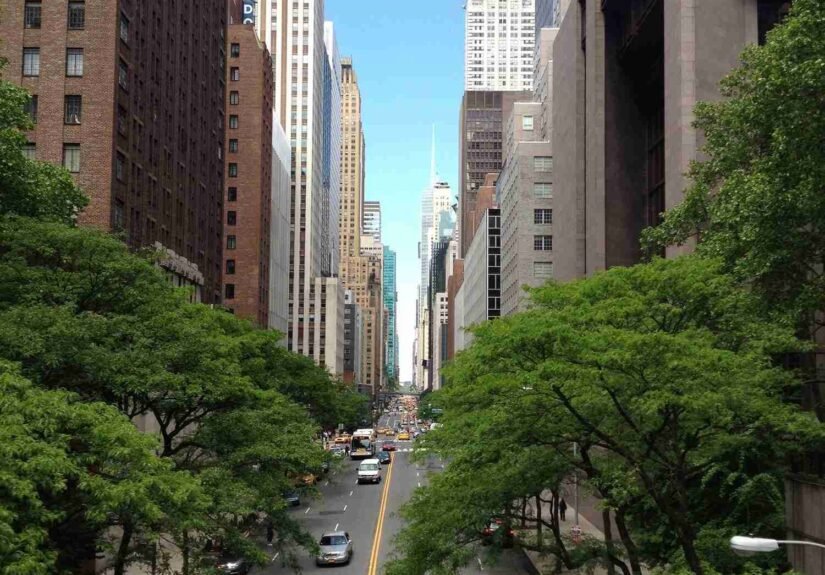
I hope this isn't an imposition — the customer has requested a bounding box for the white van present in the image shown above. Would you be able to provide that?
[357,459,382,484]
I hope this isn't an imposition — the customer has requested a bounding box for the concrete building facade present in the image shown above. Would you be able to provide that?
[269,124,292,336]
[0,0,227,302]
[498,102,554,316]
[343,289,363,388]
[322,22,342,278]
[463,208,501,344]
[314,276,344,375]
[464,0,536,92]
[363,200,381,243]
[222,23,274,327]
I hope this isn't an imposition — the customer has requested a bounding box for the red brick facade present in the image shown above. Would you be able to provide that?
[222,24,274,327]
[0,0,226,302]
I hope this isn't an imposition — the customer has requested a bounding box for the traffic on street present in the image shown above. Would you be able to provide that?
[252,396,532,575]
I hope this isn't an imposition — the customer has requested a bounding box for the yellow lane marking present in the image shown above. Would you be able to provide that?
[368,459,394,575]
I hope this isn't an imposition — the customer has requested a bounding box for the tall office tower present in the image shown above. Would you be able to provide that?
[223,17,275,327]
[339,57,364,262]
[0,1,226,302]
[464,0,536,91]
[458,90,530,257]
[322,22,342,278]
[535,0,559,30]
[343,290,363,388]
[363,201,382,243]
[383,246,398,385]
[268,0,334,359]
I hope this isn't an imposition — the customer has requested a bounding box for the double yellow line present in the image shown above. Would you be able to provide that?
[368,457,394,575]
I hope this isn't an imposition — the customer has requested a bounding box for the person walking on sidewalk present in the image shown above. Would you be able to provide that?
[559,498,567,521]
[266,520,274,547]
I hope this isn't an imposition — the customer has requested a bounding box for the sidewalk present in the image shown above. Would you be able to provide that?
[519,494,648,575]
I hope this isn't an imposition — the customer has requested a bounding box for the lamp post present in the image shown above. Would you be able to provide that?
[730,535,825,555]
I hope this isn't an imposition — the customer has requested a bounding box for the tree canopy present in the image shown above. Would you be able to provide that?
[390,257,822,575]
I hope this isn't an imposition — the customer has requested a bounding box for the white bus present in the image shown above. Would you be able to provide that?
[350,428,376,460]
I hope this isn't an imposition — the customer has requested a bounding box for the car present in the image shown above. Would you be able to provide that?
[357,459,382,484]
[283,490,301,507]
[377,451,392,464]
[381,441,396,452]
[397,432,410,441]
[216,556,252,574]
[300,473,317,486]
[316,531,353,566]
[481,519,515,547]
[384,428,396,436]
[330,446,346,458]
[334,436,350,445]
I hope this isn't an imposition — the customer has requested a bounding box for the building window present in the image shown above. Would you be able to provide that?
[64,95,82,124]
[226,259,236,275]
[22,48,40,77]
[227,187,237,201]
[522,115,534,130]
[68,1,85,29]
[533,208,552,224]
[228,163,238,178]
[118,59,128,90]
[227,211,237,226]
[24,1,41,29]
[230,43,240,57]
[229,91,239,105]
[534,182,553,199]
[115,152,125,181]
[226,235,237,250]
[229,115,238,129]
[63,144,80,173]
[230,67,240,81]
[225,284,235,300]
[229,139,238,153]
[534,156,553,172]
[533,235,552,251]
[22,143,36,160]
[119,13,129,43]
[534,262,553,279]
[24,95,38,123]
[113,200,124,231]
[117,106,128,135]
[66,48,84,77]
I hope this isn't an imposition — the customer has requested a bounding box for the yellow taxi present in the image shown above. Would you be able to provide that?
[334,435,351,445]
[397,431,410,441]
[384,428,396,436]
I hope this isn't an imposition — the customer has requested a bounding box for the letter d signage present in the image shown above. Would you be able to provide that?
[243,0,256,25]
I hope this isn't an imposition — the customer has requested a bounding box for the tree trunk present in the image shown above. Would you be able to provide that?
[602,509,616,575]
[614,508,643,575]
[113,522,134,575]
[182,529,190,575]
[536,492,543,549]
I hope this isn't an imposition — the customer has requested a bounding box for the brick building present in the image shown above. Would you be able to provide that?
[0,0,227,302]
[222,22,274,326]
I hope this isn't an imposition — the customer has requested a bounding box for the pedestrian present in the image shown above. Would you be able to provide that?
[559,498,567,521]
[344,444,350,455]
[266,520,274,547]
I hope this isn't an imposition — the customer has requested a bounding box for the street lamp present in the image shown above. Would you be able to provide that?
[730,536,825,556]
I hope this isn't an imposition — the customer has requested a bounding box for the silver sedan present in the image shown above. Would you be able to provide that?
[315,531,353,566]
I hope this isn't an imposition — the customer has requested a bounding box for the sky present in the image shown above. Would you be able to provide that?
[325,1,465,382]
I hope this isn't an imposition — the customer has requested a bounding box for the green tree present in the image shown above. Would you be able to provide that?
[390,257,822,575]
[643,0,825,319]
[0,361,207,575]
[0,61,87,223]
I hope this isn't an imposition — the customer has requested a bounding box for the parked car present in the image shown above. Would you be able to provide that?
[481,519,515,547]
[377,451,392,464]
[316,531,353,566]
[216,556,252,574]
[283,490,301,507]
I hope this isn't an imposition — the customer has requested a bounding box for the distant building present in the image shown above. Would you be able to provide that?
[464,0,536,92]
[363,201,382,243]
[383,246,398,384]
[343,290,363,388]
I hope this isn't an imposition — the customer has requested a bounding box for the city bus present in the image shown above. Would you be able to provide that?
[350,428,376,460]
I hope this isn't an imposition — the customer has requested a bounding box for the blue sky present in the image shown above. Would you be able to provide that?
[326,1,464,382]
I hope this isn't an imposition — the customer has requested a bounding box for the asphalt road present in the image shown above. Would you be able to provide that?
[256,410,531,575]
